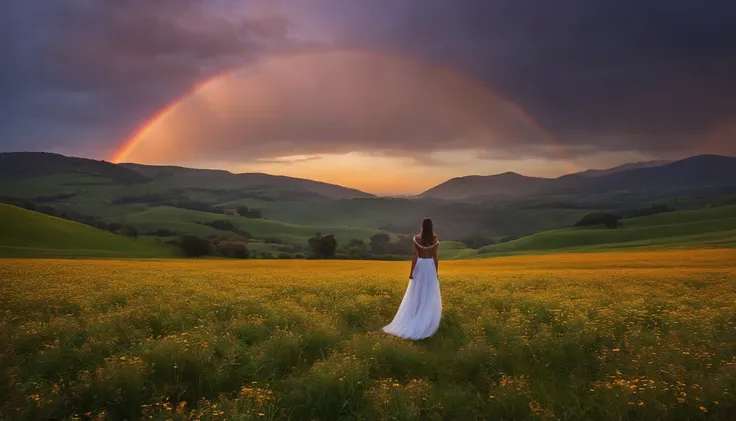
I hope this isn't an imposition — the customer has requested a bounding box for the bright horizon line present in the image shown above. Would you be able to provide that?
[109,155,657,196]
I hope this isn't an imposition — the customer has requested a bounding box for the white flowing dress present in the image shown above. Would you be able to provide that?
[382,237,442,340]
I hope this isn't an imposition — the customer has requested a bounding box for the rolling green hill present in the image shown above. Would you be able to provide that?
[0,204,179,258]
[437,241,476,260]
[120,163,374,199]
[476,205,736,256]
[215,197,589,239]
[107,206,385,246]
[0,152,148,183]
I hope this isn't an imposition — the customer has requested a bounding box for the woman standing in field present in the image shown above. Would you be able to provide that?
[383,217,442,339]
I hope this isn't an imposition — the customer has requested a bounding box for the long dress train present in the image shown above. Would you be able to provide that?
[383,250,442,340]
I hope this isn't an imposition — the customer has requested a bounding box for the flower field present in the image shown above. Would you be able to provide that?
[1,249,735,420]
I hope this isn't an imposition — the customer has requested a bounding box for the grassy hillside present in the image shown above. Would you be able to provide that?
[0,204,179,258]
[215,198,589,239]
[0,152,149,183]
[120,163,374,199]
[437,241,476,259]
[477,205,736,256]
[108,206,385,246]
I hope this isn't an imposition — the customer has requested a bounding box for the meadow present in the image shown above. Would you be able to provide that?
[2,250,735,420]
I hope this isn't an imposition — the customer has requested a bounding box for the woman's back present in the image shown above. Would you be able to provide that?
[414,234,438,258]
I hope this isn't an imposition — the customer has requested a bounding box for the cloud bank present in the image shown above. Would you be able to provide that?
[120,51,560,165]
[1,0,736,162]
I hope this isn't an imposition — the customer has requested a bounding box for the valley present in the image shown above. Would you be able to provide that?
[1,152,735,260]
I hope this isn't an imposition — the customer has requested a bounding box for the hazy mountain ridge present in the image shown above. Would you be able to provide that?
[0,154,373,200]
[421,155,736,201]
[420,172,552,200]
[576,160,671,177]
[120,162,375,200]
[0,152,149,184]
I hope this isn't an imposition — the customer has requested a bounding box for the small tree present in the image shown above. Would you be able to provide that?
[217,241,250,258]
[231,242,249,258]
[369,233,390,254]
[236,206,263,219]
[575,213,620,229]
[308,233,337,259]
[154,228,177,237]
[348,239,365,247]
[122,226,138,238]
[461,236,494,249]
[107,222,123,234]
[320,235,337,259]
[205,220,236,231]
[180,234,211,257]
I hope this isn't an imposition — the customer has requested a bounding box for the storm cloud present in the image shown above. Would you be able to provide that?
[120,51,562,165]
[1,0,736,161]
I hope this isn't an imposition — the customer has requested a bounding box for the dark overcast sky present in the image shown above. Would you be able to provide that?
[2,0,736,161]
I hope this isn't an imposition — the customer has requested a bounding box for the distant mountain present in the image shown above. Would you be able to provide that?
[576,160,671,177]
[420,172,552,200]
[571,155,736,195]
[0,152,149,183]
[422,155,736,201]
[120,163,374,200]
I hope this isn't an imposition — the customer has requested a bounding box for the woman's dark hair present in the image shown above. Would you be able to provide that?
[420,217,434,246]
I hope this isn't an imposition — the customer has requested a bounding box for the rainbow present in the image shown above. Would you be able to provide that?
[110,73,232,163]
[109,49,576,171]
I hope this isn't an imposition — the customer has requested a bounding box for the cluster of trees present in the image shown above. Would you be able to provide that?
[112,193,223,214]
[303,232,422,260]
[575,204,675,229]
[236,206,263,219]
[178,235,251,258]
[575,213,620,229]
[371,234,417,255]
[460,236,495,249]
[106,222,138,237]
[331,233,431,260]
[111,195,267,219]
[201,220,253,239]
[175,234,307,259]
[308,233,337,259]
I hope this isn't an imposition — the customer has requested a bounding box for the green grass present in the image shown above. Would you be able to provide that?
[109,206,385,246]
[0,204,180,258]
[215,199,590,239]
[478,205,736,256]
[437,241,476,260]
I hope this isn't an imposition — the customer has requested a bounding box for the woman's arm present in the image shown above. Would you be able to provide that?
[433,242,439,273]
[409,242,418,279]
